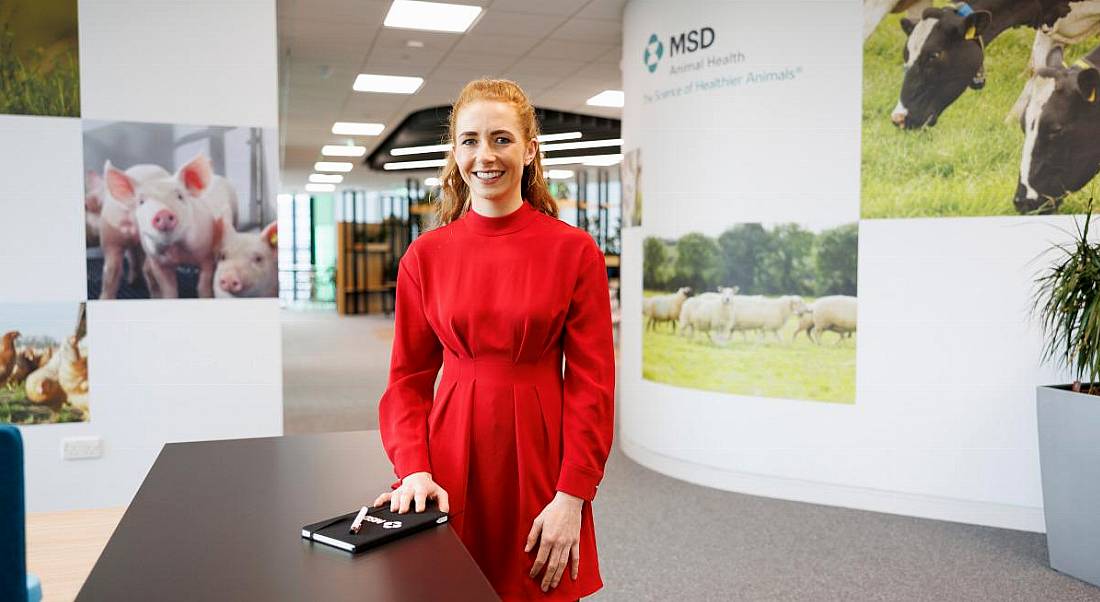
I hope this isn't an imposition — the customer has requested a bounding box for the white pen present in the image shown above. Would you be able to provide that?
[349,505,370,534]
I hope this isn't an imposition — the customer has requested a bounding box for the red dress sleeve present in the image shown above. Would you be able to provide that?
[556,239,616,501]
[378,248,442,484]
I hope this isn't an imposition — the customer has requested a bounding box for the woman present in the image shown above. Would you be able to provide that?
[371,79,616,601]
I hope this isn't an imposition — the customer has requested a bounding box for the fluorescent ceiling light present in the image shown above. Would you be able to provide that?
[546,170,574,180]
[540,138,621,152]
[582,154,623,166]
[541,153,623,167]
[424,177,441,186]
[310,173,344,183]
[321,145,366,157]
[383,158,449,171]
[314,161,354,172]
[353,73,424,94]
[390,132,587,157]
[384,0,483,33]
[305,183,336,192]
[332,122,385,136]
[391,143,451,156]
[538,132,582,143]
[586,90,624,108]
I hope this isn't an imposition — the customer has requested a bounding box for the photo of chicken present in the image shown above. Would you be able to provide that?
[0,303,90,425]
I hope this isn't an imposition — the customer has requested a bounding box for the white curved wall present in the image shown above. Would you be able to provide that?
[619,0,1068,532]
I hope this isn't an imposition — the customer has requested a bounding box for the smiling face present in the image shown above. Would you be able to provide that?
[452,100,538,207]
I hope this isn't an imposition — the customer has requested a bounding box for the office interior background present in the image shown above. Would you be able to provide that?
[3,0,1100,599]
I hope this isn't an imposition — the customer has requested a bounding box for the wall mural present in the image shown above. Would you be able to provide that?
[0,0,79,117]
[83,120,280,300]
[642,222,858,404]
[862,0,1100,217]
[0,302,89,425]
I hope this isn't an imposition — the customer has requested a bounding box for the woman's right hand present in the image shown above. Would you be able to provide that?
[372,471,450,514]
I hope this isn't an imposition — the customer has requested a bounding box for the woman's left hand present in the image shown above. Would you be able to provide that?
[525,491,583,592]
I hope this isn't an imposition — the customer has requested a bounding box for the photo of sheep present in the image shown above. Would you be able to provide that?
[862,0,1100,218]
[621,148,642,228]
[642,222,858,404]
[0,302,89,425]
[0,0,79,117]
[83,120,280,300]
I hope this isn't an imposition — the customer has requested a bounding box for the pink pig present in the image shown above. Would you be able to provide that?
[93,163,172,299]
[212,218,279,298]
[104,153,238,298]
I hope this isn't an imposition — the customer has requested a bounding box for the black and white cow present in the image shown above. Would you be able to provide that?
[892,0,1077,129]
[1014,46,1100,214]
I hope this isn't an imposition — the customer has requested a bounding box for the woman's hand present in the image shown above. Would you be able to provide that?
[372,471,450,514]
[525,491,583,592]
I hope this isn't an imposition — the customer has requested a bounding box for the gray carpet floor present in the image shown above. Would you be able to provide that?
[282,308,1100,601]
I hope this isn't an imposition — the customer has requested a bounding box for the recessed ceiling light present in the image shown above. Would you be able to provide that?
[382,158,449,170]
[314,161,354,172]
[540,138,622,152]
[384,0,483,33]
[321,145,366,157]
[586,90,624,108]
[537,132,582,142]
[541,153,623,166]
[353,73,424,94]
[310,173,344,183]
[546,170,575,180]
[424,177,441,186]
[391,143,451,156]
[332,122,385,136]
[406,40,425,48]
[390,132,586,157]
[305,183,336,192]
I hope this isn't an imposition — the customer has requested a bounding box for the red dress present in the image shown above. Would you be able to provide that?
[379,200,616,601]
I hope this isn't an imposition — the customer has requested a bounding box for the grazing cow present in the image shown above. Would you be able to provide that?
[1008,0,1100,122]
[1013,46,1100,214]
[864,0,933,41]
[891,1,1077,129]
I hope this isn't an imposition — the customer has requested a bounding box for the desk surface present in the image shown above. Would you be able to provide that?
[77,430,499,602]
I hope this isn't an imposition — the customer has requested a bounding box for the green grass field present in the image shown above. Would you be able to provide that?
[641,291,856,404]
[0,383,85,425]
[862,13,1100,218]
[0,25,80,117]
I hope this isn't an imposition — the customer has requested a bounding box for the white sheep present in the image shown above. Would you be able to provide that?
[729,295,807,342]
[678,287,737,343]
[643,287,692,332]
[808,295,857,345]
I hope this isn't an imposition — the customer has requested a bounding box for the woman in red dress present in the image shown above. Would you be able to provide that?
[371,79,616,601]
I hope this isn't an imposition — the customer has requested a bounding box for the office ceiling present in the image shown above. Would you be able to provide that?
[277,0,627,189]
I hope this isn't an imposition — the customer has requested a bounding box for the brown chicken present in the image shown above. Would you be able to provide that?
[0,331,20,386]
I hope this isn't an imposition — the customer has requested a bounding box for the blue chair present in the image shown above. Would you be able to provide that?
[1,425,41,602]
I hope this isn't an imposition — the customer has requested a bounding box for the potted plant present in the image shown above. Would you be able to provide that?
[1032,207,1100,588]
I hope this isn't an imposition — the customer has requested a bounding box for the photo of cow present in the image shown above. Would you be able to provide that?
[642,222,858,405]
[862,0,1100,217]
[0,302,89,425]
[0,0,79,117]
[83,120,280,300]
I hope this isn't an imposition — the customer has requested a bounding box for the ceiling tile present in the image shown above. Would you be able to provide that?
[575,0,628,20]
[469,10,567,38]
[451,34,539,55]
[509,57,586,78]
[548,17,621,43]
[527,39,614,62]
[486,0,588,16]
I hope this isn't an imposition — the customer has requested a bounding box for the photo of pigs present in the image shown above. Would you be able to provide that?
[83,121,280,299]
[862,1,1100,217]
[0,302,89,425]
[0,0,79,117]
[642,222,858,404]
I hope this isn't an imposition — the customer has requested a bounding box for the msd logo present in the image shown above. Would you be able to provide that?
[644,27,716,73]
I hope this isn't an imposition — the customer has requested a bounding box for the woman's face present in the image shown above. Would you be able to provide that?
[453,100,537,205]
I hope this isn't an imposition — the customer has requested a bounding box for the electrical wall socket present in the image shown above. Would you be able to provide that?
[62,436,104,460]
